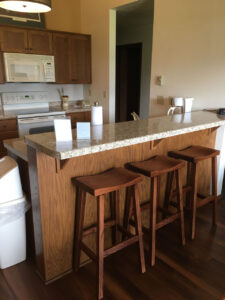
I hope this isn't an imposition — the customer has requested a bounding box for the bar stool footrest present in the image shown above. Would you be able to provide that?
[104,236,140,258]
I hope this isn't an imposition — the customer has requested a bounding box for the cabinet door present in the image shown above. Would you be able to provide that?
[53,33,71,84]
[28,30,53,55]
[0,27,28,53]
[69,34,91,84]
[0,53,5,83]
[84,111,91,122]
[66,112,86,128]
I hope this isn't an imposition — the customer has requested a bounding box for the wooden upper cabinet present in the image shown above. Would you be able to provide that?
[54,32,92,84]
[69,34,91,84]
[0,26,53,55]
[0,53,4,83]
[28,30,53,55]
[53,33,71,84]
[1,27,27,53]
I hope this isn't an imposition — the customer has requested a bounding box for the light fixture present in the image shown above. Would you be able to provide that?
[0,0,51,13]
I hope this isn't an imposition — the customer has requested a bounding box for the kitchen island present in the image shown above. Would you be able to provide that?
[4,111,225,283]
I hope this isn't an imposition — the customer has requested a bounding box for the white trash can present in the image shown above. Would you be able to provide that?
[0,156,29,269]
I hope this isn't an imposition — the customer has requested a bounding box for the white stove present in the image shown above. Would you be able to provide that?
[1,92,66,136]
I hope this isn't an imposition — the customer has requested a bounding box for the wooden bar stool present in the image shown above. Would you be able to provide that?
[168,145,220,240]
[72,167,146,300]
[126,155,186,267]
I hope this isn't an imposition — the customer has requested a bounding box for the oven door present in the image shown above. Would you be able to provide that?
[18,115,65,137]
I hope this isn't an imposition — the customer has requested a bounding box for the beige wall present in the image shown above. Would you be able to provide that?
[45,0,81,32]
[150,0,225,116]
[80,0,137,122]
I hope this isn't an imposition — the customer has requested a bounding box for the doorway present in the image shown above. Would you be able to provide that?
[116,43,142,122]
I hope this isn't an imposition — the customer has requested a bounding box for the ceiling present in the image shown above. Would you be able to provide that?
[116,0,154,28]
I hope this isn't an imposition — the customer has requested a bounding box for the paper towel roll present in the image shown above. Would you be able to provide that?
[91,106,103,125]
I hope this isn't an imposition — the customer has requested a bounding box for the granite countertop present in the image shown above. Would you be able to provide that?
[4,137,28,162]
[0,102,91,120]
[24,111,225,160]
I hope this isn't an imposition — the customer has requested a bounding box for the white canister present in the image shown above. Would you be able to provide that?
[184,98,194,113]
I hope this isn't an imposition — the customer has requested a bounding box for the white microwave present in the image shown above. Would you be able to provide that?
[3,53,56,83]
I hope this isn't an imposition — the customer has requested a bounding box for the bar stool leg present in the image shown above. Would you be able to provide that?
[110,191,120,244]
[163,171,175,218]
[74,188,86,272]
[133,184,146,273]
[186,162,192,209]
[176,169,186,246]
[191,163,198,240]
[212,156,218,226]
[150,176,157,267]
[123,187,133,239]
[97,195,105,300]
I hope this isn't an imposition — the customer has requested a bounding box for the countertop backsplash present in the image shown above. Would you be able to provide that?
[0,83,84,103]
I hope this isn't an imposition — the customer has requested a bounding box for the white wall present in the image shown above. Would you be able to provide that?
[80,0,138,123]
[150,0,225,116]
[0,83,84,102]
[117,22,153,119]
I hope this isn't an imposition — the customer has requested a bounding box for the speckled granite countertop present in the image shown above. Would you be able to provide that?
[24,111,225,160]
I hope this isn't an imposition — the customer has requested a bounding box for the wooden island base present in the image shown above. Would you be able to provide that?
[26,128,218,283]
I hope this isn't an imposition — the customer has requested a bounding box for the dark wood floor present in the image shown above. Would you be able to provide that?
[1,200,225,300]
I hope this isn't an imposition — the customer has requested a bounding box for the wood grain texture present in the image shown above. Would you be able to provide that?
[28,30,53,55]
[28,129,218,282]
[0,52,5,84]
[0,119,18,158]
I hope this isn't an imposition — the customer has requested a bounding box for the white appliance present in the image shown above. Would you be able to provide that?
[3,53,55,83]
[0,156,26,269]
[167,97,194,115]
[2,92,66,137]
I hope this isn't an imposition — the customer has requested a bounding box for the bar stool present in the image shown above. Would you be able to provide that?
[126,155,186,267]
[168,145,220,240]
[72,167,146,300]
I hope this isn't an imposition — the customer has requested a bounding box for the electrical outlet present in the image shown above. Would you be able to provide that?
[157,96,164,105]
[88,89,91,97]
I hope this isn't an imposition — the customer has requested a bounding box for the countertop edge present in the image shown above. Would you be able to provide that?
[25,118,225,160]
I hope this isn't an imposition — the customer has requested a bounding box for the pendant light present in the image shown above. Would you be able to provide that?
[0,0,51,13]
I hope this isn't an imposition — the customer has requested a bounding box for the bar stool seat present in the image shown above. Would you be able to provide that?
[169,145,220,240]
[75,167,142,196]
[168,145,220,163]
[72,167,146,300]
[126,155,186,267]
[128,155,185,177]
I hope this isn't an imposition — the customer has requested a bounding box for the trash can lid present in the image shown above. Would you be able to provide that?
[0,156,18,180]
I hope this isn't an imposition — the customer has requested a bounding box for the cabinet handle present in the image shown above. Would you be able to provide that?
[72,79,77,81]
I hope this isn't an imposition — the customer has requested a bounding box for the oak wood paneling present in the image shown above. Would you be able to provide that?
[53,32,70,84]
[0,53,4,83]
[28,30,53,55]
[0,119,18,158]
[69,34,91,84]
[1,27,27,53]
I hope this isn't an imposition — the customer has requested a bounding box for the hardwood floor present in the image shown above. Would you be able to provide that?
[1,200,225,300]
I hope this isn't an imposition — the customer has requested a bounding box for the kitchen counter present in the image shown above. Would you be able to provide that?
[0,102,91,120]
[3,137,27,162]
[4,110,224,284]
[25,111,225,160]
